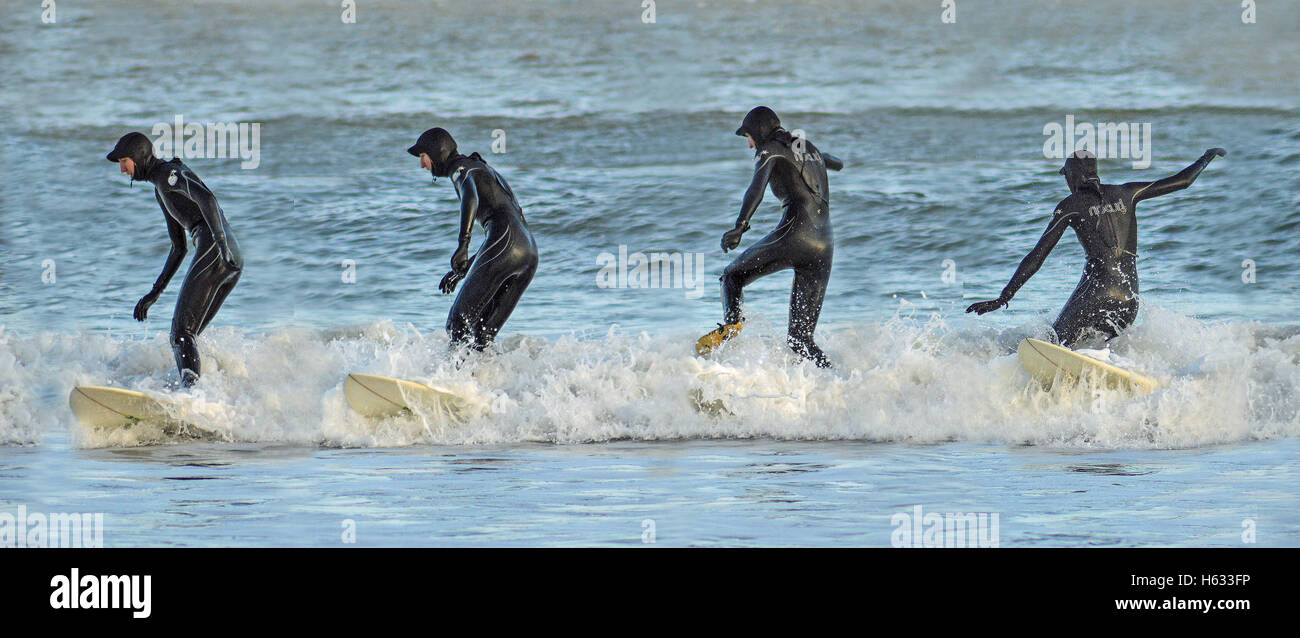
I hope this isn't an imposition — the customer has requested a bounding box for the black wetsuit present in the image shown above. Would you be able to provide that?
[975,151,1221,347]
[140,159,243,384]
[722,135,843,367]
[442,153,538,349]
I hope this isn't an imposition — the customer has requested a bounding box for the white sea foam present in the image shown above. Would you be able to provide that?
[2,305,1296,450]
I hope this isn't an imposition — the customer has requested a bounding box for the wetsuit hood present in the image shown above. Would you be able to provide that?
[407,127,461,177]
[1060,150,1102,194]
[106,131,158,181]
[735,106,786,144]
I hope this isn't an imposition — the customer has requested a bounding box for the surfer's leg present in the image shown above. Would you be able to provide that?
[1053,288,1136,348]
[195,269,241,336]
[447,227,529,349]
[787,260,832,368]
[475,259,537,346]
[446,282,487,348]
[170,241,227,386]
[1091,295,1139,342]
[721,233,792,324]
[1112,297,1139,335]
[1051,295,1097,348]
[445,262,501,349]
[1055,301,1128,348]
[474,277,521,346]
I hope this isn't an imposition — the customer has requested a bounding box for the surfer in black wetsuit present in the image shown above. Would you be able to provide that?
[966,148,1226,347]
[107,132,243,387]
[408,128,538,350]
[697,106,844,368]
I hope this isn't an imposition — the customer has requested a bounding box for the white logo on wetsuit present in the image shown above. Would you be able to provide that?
[1087,200,1127,217]
[451,167,469,197]
[167,170,178,186]
[1082,200,1130,253]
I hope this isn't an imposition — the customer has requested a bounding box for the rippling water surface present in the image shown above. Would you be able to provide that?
[0,0,1296,545]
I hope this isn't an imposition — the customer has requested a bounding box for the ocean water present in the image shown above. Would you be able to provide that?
[0,0,1297,546]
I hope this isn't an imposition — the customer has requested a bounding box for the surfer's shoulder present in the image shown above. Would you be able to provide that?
[450,154,488,183]
[1051,197,1087,224]
[754,139,792,167]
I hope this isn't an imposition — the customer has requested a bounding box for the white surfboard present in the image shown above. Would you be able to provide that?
[68,386,218,439]
[1017,338,1160,395]
[343,373,474,423]
[688,364,806,418]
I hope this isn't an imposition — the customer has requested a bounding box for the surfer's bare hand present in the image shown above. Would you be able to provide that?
[966,297,1008,315]
[439,270,463,294]
[133,290,159,321]
[721,227,746,252]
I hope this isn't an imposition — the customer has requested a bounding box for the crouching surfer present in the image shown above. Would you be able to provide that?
[697,107,844,368]
[966,148,1226,347]
[107,132,243,387]
[408,127,538,350]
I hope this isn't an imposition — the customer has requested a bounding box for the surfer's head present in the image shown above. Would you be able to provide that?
[408,127,460,178]
[736,106,783,149]
[1060,149,1102,195]
[106,132,157,181]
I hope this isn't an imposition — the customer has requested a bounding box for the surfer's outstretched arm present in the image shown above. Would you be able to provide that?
[440,171,478,294]
[823,152,844,172]
[722,154,777,252]
[134,200,189,321]
[966,208,1074,315]
[1126,148,1226,204]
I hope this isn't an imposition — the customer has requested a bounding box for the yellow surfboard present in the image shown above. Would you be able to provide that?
[69,386,219,439]
[343,373,474,423]
[1017,338,1160,395]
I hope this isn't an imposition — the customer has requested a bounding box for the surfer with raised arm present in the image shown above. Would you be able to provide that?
[107,132,244,387]
[409,127,538,350]
[696,107,844,368]
[966,148,1226,347]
